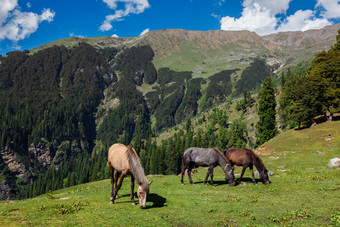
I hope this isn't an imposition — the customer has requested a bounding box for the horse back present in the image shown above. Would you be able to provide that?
[108,143,130,172]
[225,148,253,166]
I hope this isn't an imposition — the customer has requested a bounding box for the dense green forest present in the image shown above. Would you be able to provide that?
[235,58,274,95]
[279,30,340,129]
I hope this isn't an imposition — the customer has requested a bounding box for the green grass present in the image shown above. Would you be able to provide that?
[1,122,340,226]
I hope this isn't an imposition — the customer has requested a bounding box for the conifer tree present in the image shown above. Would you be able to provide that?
[256,77,277,145]
[227,118,248,148]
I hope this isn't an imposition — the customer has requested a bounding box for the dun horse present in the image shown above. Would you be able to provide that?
[181,147,236,187]
[108,143,152,208]
[224,148,271,185]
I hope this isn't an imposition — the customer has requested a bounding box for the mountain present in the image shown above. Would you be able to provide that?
[1,24,339,200]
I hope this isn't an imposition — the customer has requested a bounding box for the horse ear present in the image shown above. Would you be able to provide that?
[149,181,153,185]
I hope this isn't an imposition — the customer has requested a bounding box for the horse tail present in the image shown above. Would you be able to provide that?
[109,161,114,185]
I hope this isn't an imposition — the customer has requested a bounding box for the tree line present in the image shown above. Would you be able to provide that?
[279,30,340,129]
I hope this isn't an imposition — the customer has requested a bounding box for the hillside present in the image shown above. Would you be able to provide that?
[0,121,339,226]
[1,24,339,200]
[257,120,340,154]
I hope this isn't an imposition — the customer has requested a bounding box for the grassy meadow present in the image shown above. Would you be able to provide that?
[1,122,340,226]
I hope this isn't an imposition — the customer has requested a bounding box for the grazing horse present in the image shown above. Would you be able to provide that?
[108,143,152,208]
[224,148,271,185]
[180,147,236,187]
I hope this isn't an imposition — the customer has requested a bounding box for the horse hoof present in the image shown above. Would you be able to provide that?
[110,201,114,204]
[181,183,184,185]
[132,202,136,206]
[212,185,216,188]
[115,195,119,199]
[204,184,207,186]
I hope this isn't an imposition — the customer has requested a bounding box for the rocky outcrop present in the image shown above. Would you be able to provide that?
[0,146,30,175]
[327,158,340,167]
[29,142,53,169]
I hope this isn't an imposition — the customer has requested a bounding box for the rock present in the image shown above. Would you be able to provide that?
[315,151,325,155]
[29,143,53,169]
[327,158,340,167]
[0,146,29,175]
[255,170,274,176]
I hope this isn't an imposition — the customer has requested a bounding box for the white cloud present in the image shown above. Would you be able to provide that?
[220,0,333,35]
[70,33,86,38]
[111,34,119,37]
[0,0,18,25]
[220,2,278,35]
[100,0,150,32]
[139,28,149,36]
[0,1,55,42]
[277,10,331,32]
[316,0,340,19]
[242,0,291,15]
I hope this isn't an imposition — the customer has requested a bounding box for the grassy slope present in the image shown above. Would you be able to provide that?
[1,122,340,226]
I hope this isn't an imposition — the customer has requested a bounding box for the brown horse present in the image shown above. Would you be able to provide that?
[108,143,152,208]
[224,148,271,185]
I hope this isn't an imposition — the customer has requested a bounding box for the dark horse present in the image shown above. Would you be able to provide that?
[181,147,236,187]
[224,148,271,185]
[108,143,152,208]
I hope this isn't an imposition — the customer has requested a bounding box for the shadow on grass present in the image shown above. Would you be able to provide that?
[188,180,229,187]
[147,193,167,208]
[111,193,167,208]
[192,177,265,186]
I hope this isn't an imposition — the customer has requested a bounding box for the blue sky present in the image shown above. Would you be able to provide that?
[1,0,340,55]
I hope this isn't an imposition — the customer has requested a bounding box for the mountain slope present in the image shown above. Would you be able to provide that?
[1,24,339,200]
[1,121,339,225]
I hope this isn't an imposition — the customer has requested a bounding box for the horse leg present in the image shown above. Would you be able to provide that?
[114,170,119,198]
[209,165,215,187]
[181,160,189,185]
[239,166,247,184]
[109,164,115,204]
[187,163,195,185]
[249,165,257,185]
[112,171,127,204]
[130,175,136,205]
[204,167,211,186]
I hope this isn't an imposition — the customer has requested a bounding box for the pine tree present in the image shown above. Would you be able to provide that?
[256,77,278,145]
[227,118,248,148]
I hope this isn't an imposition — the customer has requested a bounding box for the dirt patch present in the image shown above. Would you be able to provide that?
[256,146,275,155]
[256,145,298,155]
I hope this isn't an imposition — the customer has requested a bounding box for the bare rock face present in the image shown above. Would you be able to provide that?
[327,158,340,167]
[29,143,52,169]
[0,146,29,175]
[0,140,55,200]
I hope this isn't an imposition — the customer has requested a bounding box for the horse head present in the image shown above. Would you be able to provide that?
[224,164,236,186]
[259,168,271,184]
[137,181,152,208]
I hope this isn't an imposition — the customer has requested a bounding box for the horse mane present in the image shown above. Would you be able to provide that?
[245,148,267,172]
[213,148,231,167]
[126,145,148,188]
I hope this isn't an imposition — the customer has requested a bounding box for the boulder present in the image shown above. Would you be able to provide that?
[327,158,340,167]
